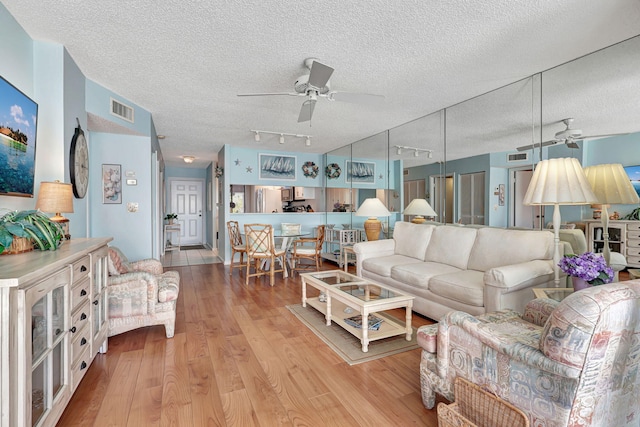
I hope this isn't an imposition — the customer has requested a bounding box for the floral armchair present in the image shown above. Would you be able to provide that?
[107,246,180,338]
[419,281,640,427]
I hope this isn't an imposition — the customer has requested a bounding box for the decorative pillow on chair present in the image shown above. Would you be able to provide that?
[108,248,130,276]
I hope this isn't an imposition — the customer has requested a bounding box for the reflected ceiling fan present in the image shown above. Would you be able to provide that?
[237,58,384,122]
[517,118,628,151]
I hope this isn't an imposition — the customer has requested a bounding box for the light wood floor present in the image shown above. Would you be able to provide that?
[57,262,442,426]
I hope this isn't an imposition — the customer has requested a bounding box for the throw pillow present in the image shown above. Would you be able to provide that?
[108,248,129,275]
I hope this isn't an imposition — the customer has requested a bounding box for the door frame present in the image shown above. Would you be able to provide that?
[509,166,543,229]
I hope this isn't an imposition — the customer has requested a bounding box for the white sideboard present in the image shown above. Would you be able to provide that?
[584,220,640,267]
[0,237,112,427]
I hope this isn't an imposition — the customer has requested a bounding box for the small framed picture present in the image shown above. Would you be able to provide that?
[102,164,122,204]
[259,154,296,180]
[346,160,375,184]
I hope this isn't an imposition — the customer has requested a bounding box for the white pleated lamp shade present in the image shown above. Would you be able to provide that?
[523,158,597,206]
[583,163,640,205]
[403,199,437,217]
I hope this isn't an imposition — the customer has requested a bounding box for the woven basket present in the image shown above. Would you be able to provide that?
[1,237,34,255]
[437,377,529,427]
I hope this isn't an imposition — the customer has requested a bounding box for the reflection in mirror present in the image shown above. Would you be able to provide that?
[443,76,542,227]
[325,143,353,228]
[389,111,445,223]
[230,185,324,213]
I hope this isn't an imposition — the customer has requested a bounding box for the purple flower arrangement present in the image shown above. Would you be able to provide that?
[558,252,614,286]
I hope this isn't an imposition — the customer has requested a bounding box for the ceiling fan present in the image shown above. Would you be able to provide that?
[237,58,384,123]
[517,118,628,151]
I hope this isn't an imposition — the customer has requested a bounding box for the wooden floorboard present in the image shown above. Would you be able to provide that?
[57,263,440,426]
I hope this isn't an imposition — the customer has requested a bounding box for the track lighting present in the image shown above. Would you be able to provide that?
[394,145,434,158]
[249,130,313,147]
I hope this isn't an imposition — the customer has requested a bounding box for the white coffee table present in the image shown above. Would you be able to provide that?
[300,270,414,352]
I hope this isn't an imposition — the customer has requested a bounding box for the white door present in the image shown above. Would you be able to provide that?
[512,169,543,229]
[459,172,485,225]
[430,175,454,223]
[170,179,203,245]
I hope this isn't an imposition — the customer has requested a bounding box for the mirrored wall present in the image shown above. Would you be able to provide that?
[329,34,640,230]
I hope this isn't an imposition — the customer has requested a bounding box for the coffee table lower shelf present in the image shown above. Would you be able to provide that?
[305,297,410,351]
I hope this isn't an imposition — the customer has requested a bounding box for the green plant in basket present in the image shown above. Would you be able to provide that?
[164,213,178,221]
[0,210,64,253]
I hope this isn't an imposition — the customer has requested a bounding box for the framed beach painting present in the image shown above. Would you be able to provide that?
[346,160,375,184]
[259,153,296,180]
[102,164,122,204]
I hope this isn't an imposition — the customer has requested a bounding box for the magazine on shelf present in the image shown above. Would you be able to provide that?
[343,314,384,331]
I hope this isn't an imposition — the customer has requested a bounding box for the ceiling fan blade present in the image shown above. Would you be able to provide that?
[516,139,560,152]
[329,91,385,104]
[237,92,301,97]
[298,99,316,123]
[573,132,630,140]
[307,61,334,89]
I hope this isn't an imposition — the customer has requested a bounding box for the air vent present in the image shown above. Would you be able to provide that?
[507,152,528,162]
[110,97,134,123]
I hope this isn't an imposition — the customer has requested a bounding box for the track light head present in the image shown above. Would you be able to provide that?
[428,151,433,159]
[396,146,402,155]
[414,150,420,157]
[254,131,260,142]
[305,137,311,147]
[279,134,285,144]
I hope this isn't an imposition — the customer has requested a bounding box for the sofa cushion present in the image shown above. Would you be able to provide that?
[467,228,553,272]
[392,221,435,259]
[424,226,478,270]
[361,255,421,278]
[429,270,485,307]
[391,262,461,290]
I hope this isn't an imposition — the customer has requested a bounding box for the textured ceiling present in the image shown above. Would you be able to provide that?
[3,0,640,167]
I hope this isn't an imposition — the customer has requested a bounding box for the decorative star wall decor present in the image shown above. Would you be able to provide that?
[379,173,384,179]
[246,166,253,173]
[234,159,241,166]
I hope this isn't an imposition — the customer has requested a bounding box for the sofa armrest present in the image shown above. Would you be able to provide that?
[353,239,396,276]
[108,271,159,315]
[484,260,554,290]
[127,258,163,275]
[522,298,560,326]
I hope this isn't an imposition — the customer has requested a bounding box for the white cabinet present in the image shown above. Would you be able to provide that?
[164,224,181,253]
[0,238,112,427]
[294,187,315,200]
[321,228,365,268]
[585,220,640,267]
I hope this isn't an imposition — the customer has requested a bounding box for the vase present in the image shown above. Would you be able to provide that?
[572,277,591,291]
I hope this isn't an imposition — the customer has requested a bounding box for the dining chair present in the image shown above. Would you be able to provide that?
[227,220,247,275]
[244,223,286,286]
[291,225,325,275]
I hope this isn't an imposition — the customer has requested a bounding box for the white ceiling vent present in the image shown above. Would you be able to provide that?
[507,152,528,162]
[110,97,134,123]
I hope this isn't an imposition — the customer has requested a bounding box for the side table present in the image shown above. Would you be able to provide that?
[164,224,181,254]
[343,246,356,272]
[532,287,573,302]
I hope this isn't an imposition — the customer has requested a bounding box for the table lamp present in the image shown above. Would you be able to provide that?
[355,198,391,241]
[584,163,640,265]
[523,158,597,286]
[403,199,437,223]
[36,181,74,239]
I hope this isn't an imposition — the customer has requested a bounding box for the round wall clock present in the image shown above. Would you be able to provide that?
[69,123,89,198]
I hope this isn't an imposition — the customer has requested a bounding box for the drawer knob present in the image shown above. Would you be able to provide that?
[80,361,87,370]
[80,289,87,296]
[80,265,87,272]
[55,328,62,336]
[80,313,87,320]
[81,338,87,346]
[93,300,99,306]
[70,326,77,333]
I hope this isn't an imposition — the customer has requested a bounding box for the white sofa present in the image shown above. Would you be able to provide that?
[353,221,556,320]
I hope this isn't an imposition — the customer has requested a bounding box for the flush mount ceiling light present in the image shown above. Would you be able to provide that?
[182,155,195,164]
[249,130,313,147]
[394,145,433,158]
[157,135,166,139]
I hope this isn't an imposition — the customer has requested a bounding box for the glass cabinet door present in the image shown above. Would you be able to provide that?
[29,280,67,427]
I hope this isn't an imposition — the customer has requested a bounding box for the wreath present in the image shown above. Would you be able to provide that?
[215,166,223,178]
[326,163,341,179]
[301,161,319,179]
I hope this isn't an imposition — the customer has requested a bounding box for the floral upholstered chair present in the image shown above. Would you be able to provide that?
[419,281,640,427]
[107,246,180,338]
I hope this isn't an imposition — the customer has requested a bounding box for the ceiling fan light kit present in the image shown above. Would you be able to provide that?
[238,58,385,123]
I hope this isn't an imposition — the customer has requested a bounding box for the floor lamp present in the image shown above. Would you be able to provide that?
[403,199,438,223]
[584,163,640,265]
[523,158,597,286]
